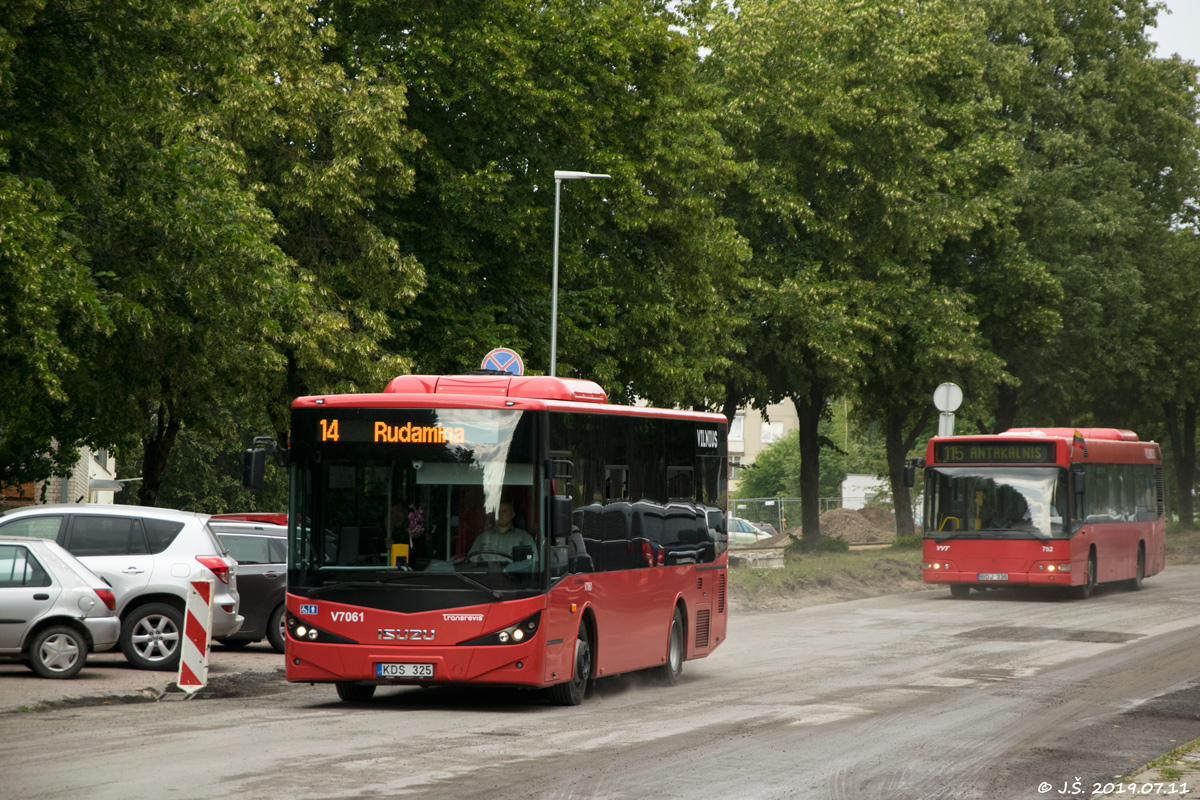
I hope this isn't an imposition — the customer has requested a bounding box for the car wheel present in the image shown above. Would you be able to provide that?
[266,604,286,654]
[120,602,183,670]
[549,622,592,706]
[29,625,87,679]
[336,682,376,702]
[652,607,684,686]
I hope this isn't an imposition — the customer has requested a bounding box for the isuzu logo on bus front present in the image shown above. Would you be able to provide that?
[378,629,436,641]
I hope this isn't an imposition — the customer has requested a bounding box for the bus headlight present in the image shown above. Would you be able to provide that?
[285,611,358,644]
[460,611,542,646]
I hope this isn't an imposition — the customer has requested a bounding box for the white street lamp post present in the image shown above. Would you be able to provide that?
[551,170,610,377]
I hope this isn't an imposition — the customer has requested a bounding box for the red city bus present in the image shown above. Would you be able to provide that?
[245,373,729,704]
[919,427,1165,599]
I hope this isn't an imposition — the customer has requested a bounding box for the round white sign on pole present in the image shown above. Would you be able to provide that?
[933,382,963,412]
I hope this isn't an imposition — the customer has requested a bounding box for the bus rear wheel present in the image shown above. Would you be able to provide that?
[949,585,971,599]
[652,607,684,686]
[336,682,376,702]
[549,623,591,706]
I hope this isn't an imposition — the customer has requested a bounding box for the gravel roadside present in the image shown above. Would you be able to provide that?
[0,643,286,713]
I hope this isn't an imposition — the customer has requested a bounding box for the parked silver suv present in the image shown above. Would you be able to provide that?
[0,537,121,679]
[0,505,243,670]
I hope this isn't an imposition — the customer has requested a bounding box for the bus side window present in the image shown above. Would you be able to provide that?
[605,467,629,502]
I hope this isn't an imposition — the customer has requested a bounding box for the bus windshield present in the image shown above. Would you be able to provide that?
[288,408,545,599]
[924,466,1069,540]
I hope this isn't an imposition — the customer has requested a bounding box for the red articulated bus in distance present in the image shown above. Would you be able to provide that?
[245,373,729,704]
[920,427,1165,599]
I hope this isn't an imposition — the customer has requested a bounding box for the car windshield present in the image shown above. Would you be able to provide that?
[289,408,544,601]
[923,466,1069,540]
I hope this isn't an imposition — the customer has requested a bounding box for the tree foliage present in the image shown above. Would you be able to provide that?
[703,0,1031,541]
[0,0,1196,523]
[323,0,749,406]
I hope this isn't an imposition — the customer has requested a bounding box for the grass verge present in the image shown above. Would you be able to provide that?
[729,524,1200,614]
[728,544,925,613]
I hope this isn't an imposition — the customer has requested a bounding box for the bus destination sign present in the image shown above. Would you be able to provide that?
[318,418,467,444]
[935,441,1057,464]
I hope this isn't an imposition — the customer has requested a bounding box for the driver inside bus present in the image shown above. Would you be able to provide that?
[469,499,535,563]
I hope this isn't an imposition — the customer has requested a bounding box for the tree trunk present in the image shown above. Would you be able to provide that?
[1164,400,1196,526]
[792,384,825,547]
[887,404,936,538]
[137,396,182,508]
[884,414,912,538]
[994,381,1019,433]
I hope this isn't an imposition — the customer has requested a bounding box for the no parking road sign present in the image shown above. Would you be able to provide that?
[481,348,524,376]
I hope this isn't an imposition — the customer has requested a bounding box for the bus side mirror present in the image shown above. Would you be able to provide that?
[243,448,266,492]
[903,458,924,488]
[243,436,285,492]
[1072,467,1086,495]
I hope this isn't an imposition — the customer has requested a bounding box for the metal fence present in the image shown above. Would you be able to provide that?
[730,496,842,534]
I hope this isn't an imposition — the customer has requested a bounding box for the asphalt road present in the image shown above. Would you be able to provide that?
[2,568,1199,800]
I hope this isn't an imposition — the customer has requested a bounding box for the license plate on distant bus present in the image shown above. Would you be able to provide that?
[376,663,434,679]
[977,573,1009,581]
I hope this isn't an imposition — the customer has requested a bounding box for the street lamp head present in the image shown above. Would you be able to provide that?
[554,170,611,181]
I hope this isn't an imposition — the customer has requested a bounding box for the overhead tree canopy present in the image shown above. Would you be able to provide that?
[323,0,750,407]
[703,0,1032,543]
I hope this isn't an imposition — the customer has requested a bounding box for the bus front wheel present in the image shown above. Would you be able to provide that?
[1128,547,1145,591]
[1073,554,1097,600]
[549,624,591,706]
[949,585,971,599]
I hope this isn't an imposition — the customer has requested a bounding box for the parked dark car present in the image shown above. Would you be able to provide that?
[210,521,286,653]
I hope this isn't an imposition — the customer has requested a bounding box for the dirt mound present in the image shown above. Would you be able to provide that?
[857,506,897,536]
[819,507,894,544]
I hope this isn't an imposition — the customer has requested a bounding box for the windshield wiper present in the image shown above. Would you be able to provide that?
[449,571,502,600]
[929,531,984,541]
[306,576,417,594]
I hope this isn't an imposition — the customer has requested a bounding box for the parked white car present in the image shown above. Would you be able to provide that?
[0,505,243,671]
[0,537,120,679]
[728,517,775,548]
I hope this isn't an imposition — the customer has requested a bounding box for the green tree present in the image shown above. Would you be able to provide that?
[324,0,749,407]
[734,401,888,502]
[1,1,423,504]
[218,2,425,438]
[1138,230,1200,525]
[704,0,1021,544]
[0,0,112,490]
[968,0,1197,431]
[0,167,110,490]
[149,413,288,515]
[3,0,290,503]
